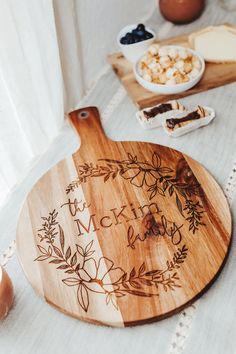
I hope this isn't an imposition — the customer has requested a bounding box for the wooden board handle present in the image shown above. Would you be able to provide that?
[69,107,107,145]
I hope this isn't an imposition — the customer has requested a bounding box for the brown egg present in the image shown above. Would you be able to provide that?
[0,266,14,320]
[159,0,205,24]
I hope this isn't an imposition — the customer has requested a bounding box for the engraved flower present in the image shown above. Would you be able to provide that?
[78,257,125,293]
[121,167,157,188]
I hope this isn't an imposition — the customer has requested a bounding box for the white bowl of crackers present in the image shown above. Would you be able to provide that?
[134,45,205,94]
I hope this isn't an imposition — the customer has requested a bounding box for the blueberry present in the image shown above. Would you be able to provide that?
[140,36,147,42]
[136,30,145,37]
[127,37,134,44]
[126,32,133,38]
[136,23,145,32]
[120,36,128,44]
[145,32,153,39]
[132,34,140,43]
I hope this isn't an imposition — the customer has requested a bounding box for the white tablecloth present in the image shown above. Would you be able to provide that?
[1,1,236,353]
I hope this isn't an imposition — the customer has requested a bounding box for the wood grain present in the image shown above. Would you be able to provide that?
[108,25,236,109]
[16,107,232,327]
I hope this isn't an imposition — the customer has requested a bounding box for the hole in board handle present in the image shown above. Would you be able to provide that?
[78,111,89,119]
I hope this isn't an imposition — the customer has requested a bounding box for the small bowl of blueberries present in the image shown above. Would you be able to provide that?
[117,24,156,63]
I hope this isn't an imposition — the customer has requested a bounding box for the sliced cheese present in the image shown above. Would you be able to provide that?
[189,25,236,63]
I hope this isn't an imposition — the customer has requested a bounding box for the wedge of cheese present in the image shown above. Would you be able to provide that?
[189,25,236,63]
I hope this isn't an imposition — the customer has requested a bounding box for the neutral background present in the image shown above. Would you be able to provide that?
[0,0,156,206]
[1,1,236,354]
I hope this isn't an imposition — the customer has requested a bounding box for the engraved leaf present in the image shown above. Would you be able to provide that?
[62,277,81,286]
[181,245,188,253]
[85,241,93,253]
[76,244,84,256]
[188,224,193,231]
[59,225,65,252]
[178,188,187,198]
[139,262,146,275]
[77,284,89,312]
[176,194,184,217]
[157,186,165,196]
[129,267,136,279]
[144,270,162,276]
[127,226,135,249]
[104,173,110,182]
[34,255,50,262]
[112,170,118,179]
[53,246,63,258]
[172,272,180,280]
[152,152,161,168]
[169,185,174,196]
[139,278,153,286]
[70,253,77,267]
[152,274,162,280]
[149,188,157,200]
[128,153,136,162]
[65,247,71,261]
[163,180,169,191]
[130,280,142,289]
[86,251,95,257]
[49,259,64,264]
[37,245,47,255]
[121,273,127,281]
[57,264,70,270]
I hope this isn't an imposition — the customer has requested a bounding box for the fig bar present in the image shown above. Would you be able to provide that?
[136,100,185,129]
[163,105,215,137]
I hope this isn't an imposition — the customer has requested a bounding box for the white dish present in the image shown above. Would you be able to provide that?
[117,24,156,63]
[162,106,215,137]
[134,45,205,94]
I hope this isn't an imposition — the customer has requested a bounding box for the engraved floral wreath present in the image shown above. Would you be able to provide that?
[34,210,188,312]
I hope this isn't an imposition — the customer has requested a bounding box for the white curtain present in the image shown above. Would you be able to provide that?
[0,0,155,207]
[0,0,79,206]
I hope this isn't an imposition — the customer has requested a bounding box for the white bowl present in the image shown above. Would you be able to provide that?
[117,24,156,63]
[134,45,205,94]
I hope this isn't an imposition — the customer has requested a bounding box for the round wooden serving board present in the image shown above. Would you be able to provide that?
[16,107,232,327]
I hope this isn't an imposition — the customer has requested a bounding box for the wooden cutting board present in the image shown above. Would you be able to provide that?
[16,107,232,327]
[108,25,236,109]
